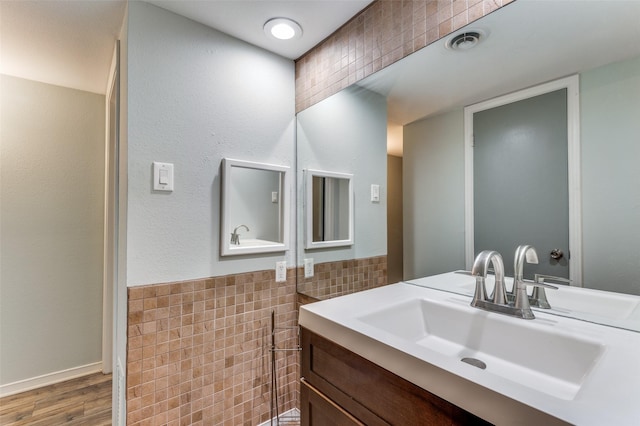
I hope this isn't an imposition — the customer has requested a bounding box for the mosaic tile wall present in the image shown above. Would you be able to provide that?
[295,0,514,112]
[297,255,388,300]
[126,269,299,426]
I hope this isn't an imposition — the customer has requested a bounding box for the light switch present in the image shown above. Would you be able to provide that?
[153,162,174,192]
[271,192,279,203]
[159,169,169,185]
[371,184,380,202]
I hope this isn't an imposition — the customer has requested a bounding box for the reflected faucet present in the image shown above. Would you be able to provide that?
[231,224,249,245]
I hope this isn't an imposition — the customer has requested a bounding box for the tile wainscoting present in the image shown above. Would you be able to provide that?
[297,255,388,301]
[125,255,387,425]
[126,270,299,426]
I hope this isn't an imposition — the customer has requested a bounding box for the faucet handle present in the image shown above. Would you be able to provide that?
[534,274,571,286]
[527,274,570,309]
[521,279,559,290]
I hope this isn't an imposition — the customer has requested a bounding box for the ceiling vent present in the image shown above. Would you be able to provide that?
[446,30,486,51]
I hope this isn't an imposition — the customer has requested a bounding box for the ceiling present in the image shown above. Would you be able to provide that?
[0,0,372,95]
[147,0,373,60]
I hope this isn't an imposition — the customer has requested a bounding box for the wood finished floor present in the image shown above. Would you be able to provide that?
[0,373,112,426]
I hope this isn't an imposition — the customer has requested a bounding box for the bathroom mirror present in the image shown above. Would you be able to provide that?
[295,0,640,329]
[305,170,354,249]
[220,158,290,256]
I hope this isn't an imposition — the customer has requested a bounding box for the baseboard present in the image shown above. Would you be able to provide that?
[258,408,300,426]
[0,362,103,398]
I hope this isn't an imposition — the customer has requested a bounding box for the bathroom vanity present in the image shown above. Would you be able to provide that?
[301,328,489,425]
[299,281,640,425]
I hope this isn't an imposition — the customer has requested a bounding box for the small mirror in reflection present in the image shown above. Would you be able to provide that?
[305,170,353,249]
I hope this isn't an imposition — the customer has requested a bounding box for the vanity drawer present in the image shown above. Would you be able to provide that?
[301,328,490,426]
[301,378,366,426]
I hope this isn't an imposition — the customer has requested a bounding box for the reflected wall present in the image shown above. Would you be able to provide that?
[404,55,640,295]
[296,86,388,299]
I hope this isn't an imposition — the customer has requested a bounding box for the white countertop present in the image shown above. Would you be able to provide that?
[299,282,640,425]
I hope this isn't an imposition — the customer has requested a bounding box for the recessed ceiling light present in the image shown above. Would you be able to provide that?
[264,18,302,40]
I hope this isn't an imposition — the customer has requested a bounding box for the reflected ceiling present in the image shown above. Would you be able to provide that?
[358,0,640,126]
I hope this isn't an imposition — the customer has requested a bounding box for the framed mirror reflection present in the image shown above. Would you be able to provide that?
[305,169,353,249]
[220,158,290,256]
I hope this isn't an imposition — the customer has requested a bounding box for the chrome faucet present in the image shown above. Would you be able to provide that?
[511,245,560,319]
[512,245,539,317]
[470,250,508,306]
[230,224,249,245]
[468,246,559,319]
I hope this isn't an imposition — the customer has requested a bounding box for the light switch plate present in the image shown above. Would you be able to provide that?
[275,261,287,283]
[371,184,380,202]
[304,258,314,278]
[153,162,174,191]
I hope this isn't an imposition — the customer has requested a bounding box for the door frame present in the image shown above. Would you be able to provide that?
[102,41,120,373]
[463,75,582,285]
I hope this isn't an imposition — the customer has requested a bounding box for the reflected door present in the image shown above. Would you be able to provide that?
[473,89,569,278]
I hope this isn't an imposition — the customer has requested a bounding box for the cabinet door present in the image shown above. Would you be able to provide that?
[301,379,364,426]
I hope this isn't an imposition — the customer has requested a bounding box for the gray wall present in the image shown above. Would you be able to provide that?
[0,75,105,385]
[403,108,465,279]
[296,86,387,265]
[581,55,640,294]
[403,55,640,295]
[125,2,295,286]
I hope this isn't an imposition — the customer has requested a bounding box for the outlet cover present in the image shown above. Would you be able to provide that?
[275,261,287,283]
[304,258,314,278]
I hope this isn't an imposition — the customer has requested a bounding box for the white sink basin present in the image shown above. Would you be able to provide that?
[236,238,278,247]
[358,297,603,400]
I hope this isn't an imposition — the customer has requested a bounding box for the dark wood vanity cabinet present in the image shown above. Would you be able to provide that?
[300,328,491,426]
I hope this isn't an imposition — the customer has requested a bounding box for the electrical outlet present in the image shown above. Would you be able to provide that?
[275,261,287,282]
[304,258,314,278]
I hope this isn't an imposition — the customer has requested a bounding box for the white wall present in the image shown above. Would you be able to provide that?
[403,109,466,280]
[0,75,105,386]
[296,86,388,265]
[403,55,640,295]
[125,2,295,286]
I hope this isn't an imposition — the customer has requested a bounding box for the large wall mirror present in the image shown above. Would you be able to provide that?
[220,158,290,256]
[295,0,640,329]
